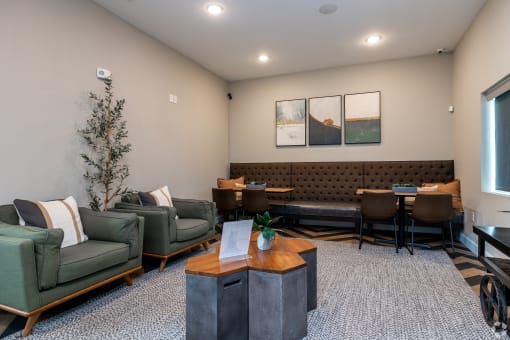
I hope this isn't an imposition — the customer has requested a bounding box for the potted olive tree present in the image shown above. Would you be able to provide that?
[78,78,131,211]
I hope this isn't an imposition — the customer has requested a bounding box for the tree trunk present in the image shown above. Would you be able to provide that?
[103,102,112,211]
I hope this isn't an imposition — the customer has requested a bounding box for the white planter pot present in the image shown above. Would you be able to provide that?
[257,233,273,251]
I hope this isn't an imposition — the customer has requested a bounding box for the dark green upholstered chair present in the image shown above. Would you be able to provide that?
[0,204,144,337]
[113,195,217,272]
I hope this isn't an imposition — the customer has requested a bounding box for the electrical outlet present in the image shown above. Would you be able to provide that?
[169,94,178,104]
[471,211,475,223]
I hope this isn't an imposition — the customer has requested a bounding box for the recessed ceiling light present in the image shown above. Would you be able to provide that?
[366,35,382,45]
[258,54,269,62]
[318,4,338,15]
[207,4,223,15]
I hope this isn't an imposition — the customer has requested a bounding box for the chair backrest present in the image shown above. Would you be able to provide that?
[212,188,238,211]
[242,189,270,215]
[412,193,453,223]
[360,191,397,220]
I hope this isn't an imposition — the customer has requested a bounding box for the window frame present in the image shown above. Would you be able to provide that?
[481,74,510,196]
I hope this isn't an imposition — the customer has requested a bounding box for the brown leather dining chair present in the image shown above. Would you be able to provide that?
[359,191,398,253]
[242,189,270,216]
[212,188,242,221]
[409,193,455,258]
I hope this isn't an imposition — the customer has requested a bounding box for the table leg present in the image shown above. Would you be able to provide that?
[398,196,406,248]
[478,236,485,258]
[398,196,413,254]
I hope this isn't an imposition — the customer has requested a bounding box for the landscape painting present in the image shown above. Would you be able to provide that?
[276,99,306,146]
[344,91,381,144]
[309,95,342,145]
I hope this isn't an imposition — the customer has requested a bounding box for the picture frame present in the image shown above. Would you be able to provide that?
[344,91,381,144]
[309,95,342,145]
[275,98,306,146]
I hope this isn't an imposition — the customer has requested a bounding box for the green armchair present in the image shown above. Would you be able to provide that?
[113,196,217,272]
[0,204,144,337]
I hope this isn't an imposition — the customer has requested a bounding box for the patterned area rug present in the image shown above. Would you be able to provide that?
[2,240,499,339]
[279,224,487,296]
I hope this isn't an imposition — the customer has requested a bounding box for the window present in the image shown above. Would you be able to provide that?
[482,74,510,194]
[494,90,510,191]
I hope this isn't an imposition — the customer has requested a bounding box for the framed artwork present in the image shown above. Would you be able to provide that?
[275,99,306,146]
[309,95,342,145]
[344,91,381,144]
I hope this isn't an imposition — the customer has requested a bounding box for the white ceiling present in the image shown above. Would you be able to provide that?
[92,0,486,82]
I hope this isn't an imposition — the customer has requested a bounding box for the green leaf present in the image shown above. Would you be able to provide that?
[262,227,275,241]
[263,211,271,222]
[254,213,265,225]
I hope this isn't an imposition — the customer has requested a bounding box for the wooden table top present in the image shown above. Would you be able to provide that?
[264,187,294,193]
[356,188,417,196]
[185,233,316,277]
[232,187,294,193]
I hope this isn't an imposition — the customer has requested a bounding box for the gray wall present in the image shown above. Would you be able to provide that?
[453,0,510,251]
[0,0,229,206]
[229,55,454,163]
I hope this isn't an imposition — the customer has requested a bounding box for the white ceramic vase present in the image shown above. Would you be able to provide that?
[257,232,273,251]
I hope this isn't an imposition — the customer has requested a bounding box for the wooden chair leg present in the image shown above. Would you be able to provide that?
[202,241,209,251]
[22,312,42,337]
[159,257,169,272]
[123,274,133,286]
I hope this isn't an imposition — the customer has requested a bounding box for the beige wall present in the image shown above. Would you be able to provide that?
[453,0,510,250]
[0,0,229,205]
[229,55,454,163]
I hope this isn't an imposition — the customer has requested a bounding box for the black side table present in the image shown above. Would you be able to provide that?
[473,225,510,332]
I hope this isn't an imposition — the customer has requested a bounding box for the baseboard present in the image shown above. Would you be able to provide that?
[459,231,503,258]
[460,232,478,254]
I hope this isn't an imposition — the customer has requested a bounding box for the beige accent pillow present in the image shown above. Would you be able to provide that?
[217,176,245,200]
[217,176,245,189]
[14,196,88,248]
[234,183,247,189]
[423,179,463,212]
[139,185,174,207]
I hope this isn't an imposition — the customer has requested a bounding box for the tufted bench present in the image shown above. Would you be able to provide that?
[230,160,462,230]
[278,162,363,222]
[229,162,292,201]
[363,161,454,189]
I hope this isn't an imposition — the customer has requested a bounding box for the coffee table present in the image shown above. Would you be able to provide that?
[185,233,317,340]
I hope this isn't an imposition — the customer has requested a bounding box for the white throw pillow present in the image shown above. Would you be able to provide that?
[138,186,178,218]
[149,185,174,207]
[13,196,88,248]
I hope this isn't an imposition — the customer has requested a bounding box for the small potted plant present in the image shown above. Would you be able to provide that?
[246,181,267,190]
[392,183,418,193]
[252,211,281,250]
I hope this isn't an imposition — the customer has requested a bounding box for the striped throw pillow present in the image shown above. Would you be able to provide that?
[13,196,88,248]
[138,186,174,207]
